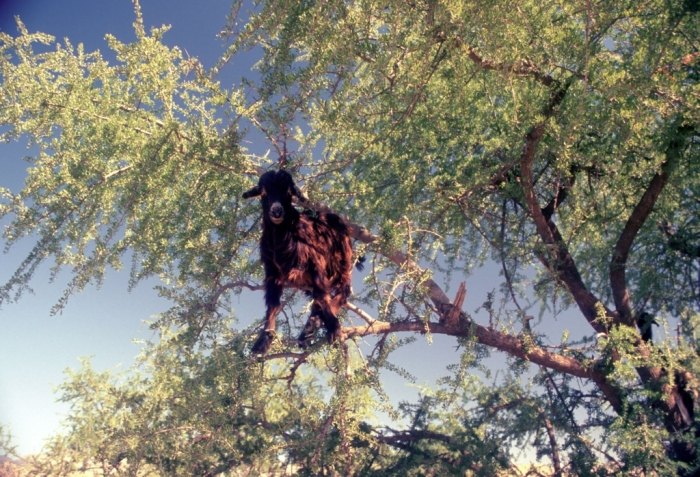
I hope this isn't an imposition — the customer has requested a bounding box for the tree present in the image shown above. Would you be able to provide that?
[1,0,699,474]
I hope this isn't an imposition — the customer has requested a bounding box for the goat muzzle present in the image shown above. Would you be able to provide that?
[269,202,284,224]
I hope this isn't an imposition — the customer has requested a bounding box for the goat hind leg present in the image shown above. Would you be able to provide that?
[251,329,276,355]
[313,294,342,344]
[298,303,323,349]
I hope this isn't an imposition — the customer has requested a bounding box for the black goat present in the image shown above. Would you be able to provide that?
[243,170,361,355]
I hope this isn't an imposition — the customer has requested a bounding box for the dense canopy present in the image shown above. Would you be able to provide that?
[1,0,699,475]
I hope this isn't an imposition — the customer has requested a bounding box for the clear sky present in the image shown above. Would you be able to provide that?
[0,0,251,456]
[0,0,582,458]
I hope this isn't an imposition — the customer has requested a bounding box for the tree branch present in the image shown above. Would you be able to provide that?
[539,408,563,477]
[343,317,622,414]
[294,194,623,414]
[605,125,696,436]
[346,302,376,325]
[515,78,619,334]
[465,48,557,88]
[610,125,694,325]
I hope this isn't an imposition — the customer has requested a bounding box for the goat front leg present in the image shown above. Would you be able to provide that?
[252,279,283,355]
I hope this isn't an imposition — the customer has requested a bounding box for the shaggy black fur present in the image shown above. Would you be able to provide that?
[243,170,361,354]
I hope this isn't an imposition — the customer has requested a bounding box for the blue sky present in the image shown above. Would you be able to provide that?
[0,0,585,458]
[0,0,250,455]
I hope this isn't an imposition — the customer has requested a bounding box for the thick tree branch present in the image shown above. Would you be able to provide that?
[293,194,623,414]
[518,83,615,334]
[604,126,697,443]
[541,173,574,222]
[343,318,622,414]
[610,125,694,325]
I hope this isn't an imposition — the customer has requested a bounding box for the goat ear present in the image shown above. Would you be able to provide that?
[242,185,262,199]
[291,185,307,202]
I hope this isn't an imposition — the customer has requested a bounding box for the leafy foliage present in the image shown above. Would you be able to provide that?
[1,0,700,474]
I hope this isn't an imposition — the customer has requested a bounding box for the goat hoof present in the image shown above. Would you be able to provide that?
[297,329,312,349]
[298,326,315,348]
[298,315,322,349]
[323,317,342,344]
[251,330,275,355]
